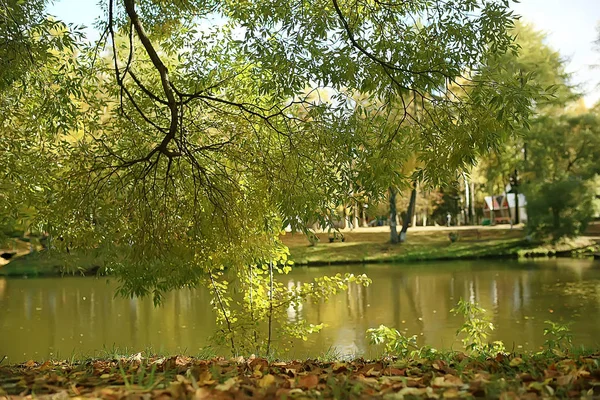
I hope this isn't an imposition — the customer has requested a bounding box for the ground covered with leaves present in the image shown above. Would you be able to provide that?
[2,352,600,399]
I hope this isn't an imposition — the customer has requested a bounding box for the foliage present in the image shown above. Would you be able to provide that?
[366,325,418,358]
[474,22,575,203]
[0,0,85,89]
[525,180,596,241]
[451,299,505,355]
[1,0,535,355]
[26,0,531,299]
[207,251,371,355]
[543,320,573,354]
[523,113,600,241]
[0,0,86,245]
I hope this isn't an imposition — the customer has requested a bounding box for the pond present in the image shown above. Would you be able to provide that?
[1,258,600,363]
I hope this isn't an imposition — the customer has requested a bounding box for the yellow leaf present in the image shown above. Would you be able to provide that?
[258,374,276,388]
[194,388,211,399]
[509,357,524,367]
[215,377,238,391]
[197,370,215,386]
[552,348,566,357]
[443,388,460,398]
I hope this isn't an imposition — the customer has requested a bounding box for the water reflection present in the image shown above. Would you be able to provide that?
[1,258,599,363]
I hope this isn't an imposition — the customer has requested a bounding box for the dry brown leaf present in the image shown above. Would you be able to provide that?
[297,374,319,389]
[249,358,268,372]
[382,367,406,376]
[332,362,348,373]
[197,370,215,386]
[432,375,463,388]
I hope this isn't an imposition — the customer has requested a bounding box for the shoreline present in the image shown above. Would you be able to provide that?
[1,230,598,278]
[283,230,599,267]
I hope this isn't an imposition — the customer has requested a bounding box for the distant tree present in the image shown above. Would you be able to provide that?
[474,22,575,212]
[523,113,600,241]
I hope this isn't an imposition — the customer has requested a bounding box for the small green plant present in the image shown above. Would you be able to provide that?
[366,325,418,357]
[543,320,572,354]
[448,232,459,243]
[119,362,158,390]
[451,299,505,355]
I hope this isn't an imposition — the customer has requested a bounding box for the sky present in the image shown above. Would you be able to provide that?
[48,0,600,107]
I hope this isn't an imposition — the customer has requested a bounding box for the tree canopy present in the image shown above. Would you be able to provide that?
[0,1,536,350]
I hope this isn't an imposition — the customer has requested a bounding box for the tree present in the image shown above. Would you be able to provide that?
[523,113,600,241]
[474,22,575,221]
[0,0,86,243]
[2,0,534,354]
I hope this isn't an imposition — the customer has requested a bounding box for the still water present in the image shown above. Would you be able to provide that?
[1,259,600,363]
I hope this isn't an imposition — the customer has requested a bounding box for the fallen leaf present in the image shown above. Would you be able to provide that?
[194,388,211,399]
[332,362,348,372]
[297,374,319,389]
[509,357,524,367]
[382,367,405,376]
[395,387,428,397]
[432,375,463,388]
[258,373,276,388]
[443,387,460,398]
[215,377,238,391]
[197,370,215,386]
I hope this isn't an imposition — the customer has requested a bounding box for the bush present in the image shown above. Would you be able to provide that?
[524,179,596,242]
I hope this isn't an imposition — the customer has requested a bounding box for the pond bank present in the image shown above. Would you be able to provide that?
[1,229,598,277]
[0,250,104,278]
[282,229,599,266]
[2,352,600,399]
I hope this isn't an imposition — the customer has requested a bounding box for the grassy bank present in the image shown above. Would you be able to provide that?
[2,351,600,399]
[0,250,103,278]
[282,228,599,266]
[1,228,597,277]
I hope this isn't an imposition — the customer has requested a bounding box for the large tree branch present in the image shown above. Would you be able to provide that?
[123,0,180,158]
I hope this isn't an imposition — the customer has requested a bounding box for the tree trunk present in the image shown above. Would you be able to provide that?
[463,172,471,225]
[470,181,475,225]
[552,208,560,239]
[400,182,417,242]
[389,187,399,244]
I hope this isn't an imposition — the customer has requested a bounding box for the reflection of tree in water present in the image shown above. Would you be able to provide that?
[129,296,138,344]
[285,280,304,323]
[345,281,367,321]
[0,278,6,300]
[404,275,424,333]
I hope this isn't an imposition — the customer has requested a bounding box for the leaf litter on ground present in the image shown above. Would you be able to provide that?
[1,352,600,399]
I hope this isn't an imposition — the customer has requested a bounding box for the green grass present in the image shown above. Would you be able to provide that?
[283,229,598,265]
[1,229,596,277]
[0,250,103,277]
